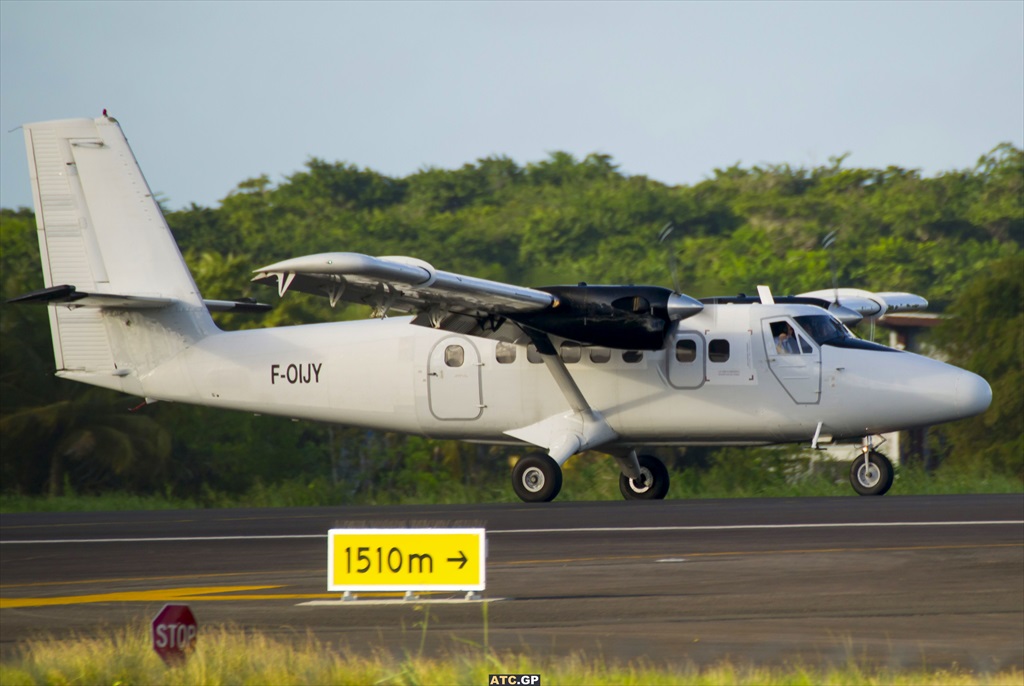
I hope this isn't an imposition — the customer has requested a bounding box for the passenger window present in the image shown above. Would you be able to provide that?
[622,350,644,363]
[676,339,696,363]
[709,339,730,363]
[444,345,464,367]
[496,342,517,364]
[527,344,543,364]
[560,342,581,364]
[589,347,611,363]
[798,336,812,354]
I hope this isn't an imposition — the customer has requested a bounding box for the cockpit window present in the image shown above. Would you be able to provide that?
[794,315,850,345]
[794,314,899,353]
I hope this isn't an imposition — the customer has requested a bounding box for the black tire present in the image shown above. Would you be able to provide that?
[512,453,563,503]
[619,454,670,500]
[849,451,894,496]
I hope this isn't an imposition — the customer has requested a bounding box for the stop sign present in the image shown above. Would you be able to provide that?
[151,604,197,666]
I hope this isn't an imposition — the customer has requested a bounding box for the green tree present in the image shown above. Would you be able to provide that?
[933,254,1023,478]
[1,389,171,496]
[3,143,1022,502]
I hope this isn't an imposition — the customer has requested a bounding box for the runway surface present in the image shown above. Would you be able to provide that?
[2,494,1022,670]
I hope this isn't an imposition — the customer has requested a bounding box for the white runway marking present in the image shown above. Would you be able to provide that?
[298,597,503,606]
[2,520,1021,544]
[488,520,1024,535]
[0,534,325,545]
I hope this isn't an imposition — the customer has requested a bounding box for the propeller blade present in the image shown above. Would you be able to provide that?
[827,302,863,325]
[657,222,681,293]
[822,230,839,305]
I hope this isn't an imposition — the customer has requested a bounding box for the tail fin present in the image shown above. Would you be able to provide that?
[21,115,216,393]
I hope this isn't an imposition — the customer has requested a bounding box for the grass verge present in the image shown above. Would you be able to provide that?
[1,452,1020,513]
[1,624,1020,686]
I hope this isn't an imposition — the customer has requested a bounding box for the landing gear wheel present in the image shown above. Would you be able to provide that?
[619,454,670,500]
[850,451,894,496]
[512,452,563,503]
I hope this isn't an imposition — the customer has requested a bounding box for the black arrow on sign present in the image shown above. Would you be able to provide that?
[447,551,468,570]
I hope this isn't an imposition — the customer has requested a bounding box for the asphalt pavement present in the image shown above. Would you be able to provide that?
[1,494,1022,671]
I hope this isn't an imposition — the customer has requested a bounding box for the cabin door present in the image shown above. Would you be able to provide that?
[427,337,483,420]
[667,331,706,388]
[761,318,821,404]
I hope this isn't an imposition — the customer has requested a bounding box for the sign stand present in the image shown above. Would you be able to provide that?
[337,588,484,602]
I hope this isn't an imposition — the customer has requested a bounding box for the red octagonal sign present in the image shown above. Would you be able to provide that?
[152,604,197,666]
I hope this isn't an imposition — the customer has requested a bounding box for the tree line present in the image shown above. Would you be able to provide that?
[1,143,1021,499]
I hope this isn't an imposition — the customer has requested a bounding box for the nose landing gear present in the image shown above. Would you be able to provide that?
[850,440,894,496]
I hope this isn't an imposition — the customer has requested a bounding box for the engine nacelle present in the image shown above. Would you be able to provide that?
[510,285,703,350]
[797,288,929,322]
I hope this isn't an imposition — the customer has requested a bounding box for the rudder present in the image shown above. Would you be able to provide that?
[21,115,216,391]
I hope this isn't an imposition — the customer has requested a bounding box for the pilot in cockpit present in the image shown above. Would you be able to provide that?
[773,322,800,354]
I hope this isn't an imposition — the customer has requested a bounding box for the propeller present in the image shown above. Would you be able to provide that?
[822,229,840,305]
[801,232,928,328]
[657,222,681,294]
[656,221,703,320]
[820,230,861,324]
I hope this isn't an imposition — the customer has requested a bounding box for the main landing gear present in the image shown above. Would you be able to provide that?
[512,452,563,503]
[511,451,671,503]
[619,453,670,500]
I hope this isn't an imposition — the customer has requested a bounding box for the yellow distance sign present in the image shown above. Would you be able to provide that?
[327,528,486,592]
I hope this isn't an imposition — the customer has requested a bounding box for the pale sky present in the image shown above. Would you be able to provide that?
[1,1,1021,211]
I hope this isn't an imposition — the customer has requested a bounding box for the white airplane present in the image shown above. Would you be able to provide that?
[10,115,993,502]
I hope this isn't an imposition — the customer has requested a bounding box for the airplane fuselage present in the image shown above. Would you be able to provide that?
[88,301,988,451]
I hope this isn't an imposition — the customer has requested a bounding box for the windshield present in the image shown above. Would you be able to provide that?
[793,314,899,353]
[794,315,851,345]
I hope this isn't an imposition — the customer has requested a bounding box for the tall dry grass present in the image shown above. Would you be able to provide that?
[1,622,1020,686]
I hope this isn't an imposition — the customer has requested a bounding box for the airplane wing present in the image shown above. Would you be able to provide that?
[252,252,554,320]
[796,288,928,320]
[252,252,704,349]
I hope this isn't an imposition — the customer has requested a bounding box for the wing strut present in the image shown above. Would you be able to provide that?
[528,329,590,415]
[503,328,619,464]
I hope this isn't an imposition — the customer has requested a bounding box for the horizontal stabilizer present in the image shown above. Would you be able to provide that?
[203,298,272,313]
[7,284,172,309]
[10,286,272,315]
